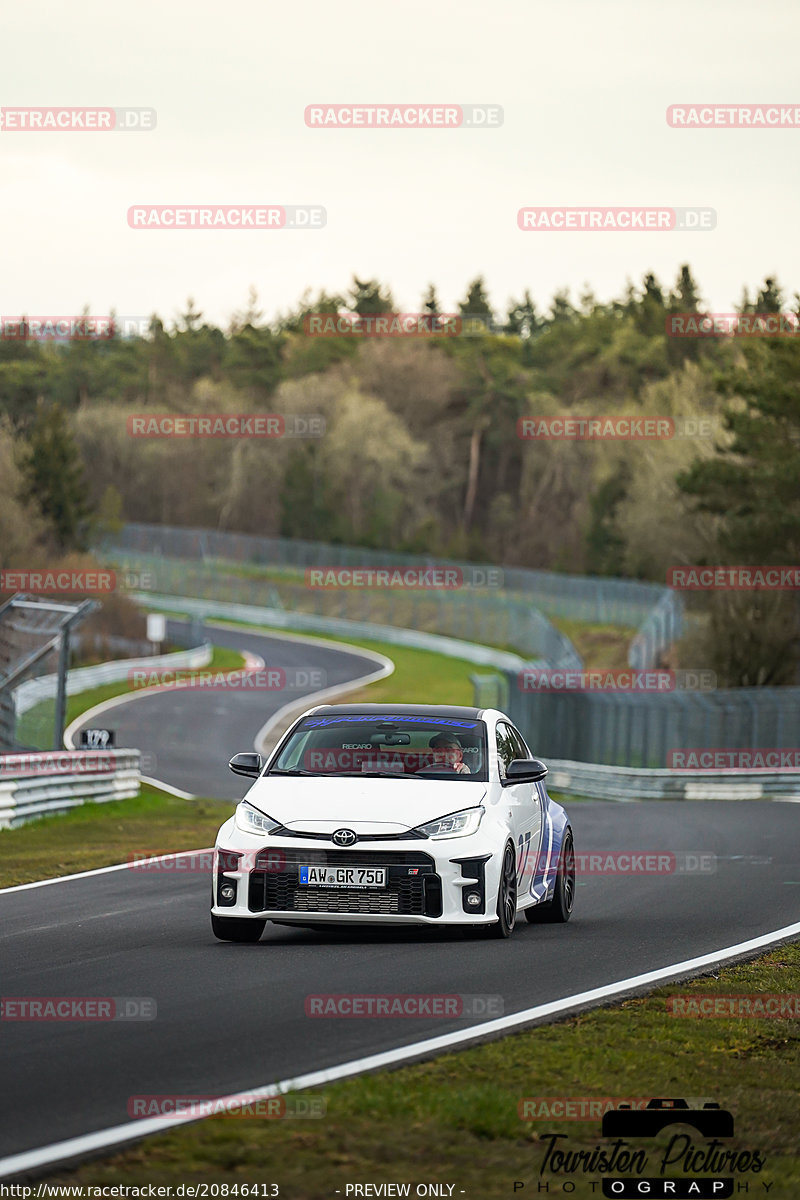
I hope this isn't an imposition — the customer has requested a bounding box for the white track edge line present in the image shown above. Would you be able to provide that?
[1,918,799,1179]
[3,633,394,894]
[61,650,264,752]
[0,848,214,896]
[253,651,395,757]
[63,629,394,789]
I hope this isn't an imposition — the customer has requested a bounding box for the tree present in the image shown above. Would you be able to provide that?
[22,402,92,550]
[178,297,204,332]
[0,420,47,567]
[223,325,284,397]
[670,264,702,313]
[700,592,799,687]
[421,284,440,315]
[458,277,493,318]
[349,277,395,317]
[446,336,528,533]
[585,463,632,576]
[545,288,577,326]
[229,285,265,334]
[678,332,800,683]
[667,265,704,365]
[754,276,783,313]
[634,272,667,337]
[505,290,541,339]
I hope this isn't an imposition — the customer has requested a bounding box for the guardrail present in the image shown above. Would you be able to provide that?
[116,556,581,670]
[104,522,679,668]
[14,642,213,716]
[0,749,141,828]
[543,759,800,802]
[131,592,533,671]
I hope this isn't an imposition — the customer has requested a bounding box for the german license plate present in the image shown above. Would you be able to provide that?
[299,865,387,889]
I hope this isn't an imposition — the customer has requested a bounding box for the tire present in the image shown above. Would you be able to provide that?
[525,829,575,924]
[211,914,266,943]
[490,842,518,939]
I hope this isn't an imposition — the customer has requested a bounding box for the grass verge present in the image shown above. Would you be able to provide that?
[549,616,638,670]
[16,645,247,750]
[0,785,232,888]
[0,631,478,889]
[42,943,800,1196]
[151,615,481,707]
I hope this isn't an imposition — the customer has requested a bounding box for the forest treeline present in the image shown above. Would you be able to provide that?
[1,268,798,684]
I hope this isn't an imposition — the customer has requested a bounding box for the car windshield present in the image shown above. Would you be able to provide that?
[270,714,488,781]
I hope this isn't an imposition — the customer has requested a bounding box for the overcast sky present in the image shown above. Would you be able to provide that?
[2,0,799,328]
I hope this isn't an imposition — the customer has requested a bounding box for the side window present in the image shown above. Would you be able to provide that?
[509,726,530,761]
[495,722,516,778]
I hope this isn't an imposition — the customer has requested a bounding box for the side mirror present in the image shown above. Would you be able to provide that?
[229,752,263,778]
[504,757,548,784]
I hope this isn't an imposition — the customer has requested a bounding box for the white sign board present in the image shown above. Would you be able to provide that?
[146,613,167,643]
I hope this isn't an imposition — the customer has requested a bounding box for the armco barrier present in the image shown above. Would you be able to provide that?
[130,592,533,672]
[0,749,141,828]
[543,759,800,802]
[14,642,213,716]
[106,522,681,667]
[117,556,580,670]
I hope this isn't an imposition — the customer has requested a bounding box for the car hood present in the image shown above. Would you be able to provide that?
[242,776,488,835]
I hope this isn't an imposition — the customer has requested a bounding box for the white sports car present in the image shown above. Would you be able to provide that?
[211,703,575,941]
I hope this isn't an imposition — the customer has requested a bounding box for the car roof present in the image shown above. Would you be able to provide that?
[307,703,485,719]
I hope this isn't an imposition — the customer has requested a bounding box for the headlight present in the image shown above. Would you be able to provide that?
[415,807,484,840]
[234,802,281,835]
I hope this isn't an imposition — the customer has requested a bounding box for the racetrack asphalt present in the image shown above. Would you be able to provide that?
[71,619,384,798]
[1,623,799,1169]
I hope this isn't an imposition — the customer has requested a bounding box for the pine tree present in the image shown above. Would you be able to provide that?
[505,290,540,338]
[350,278,394,316]
[22,402,92,550]
[678,332,800,682]
[422,284,440,315]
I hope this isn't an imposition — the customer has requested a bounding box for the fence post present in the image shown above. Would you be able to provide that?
[52,628,71,751]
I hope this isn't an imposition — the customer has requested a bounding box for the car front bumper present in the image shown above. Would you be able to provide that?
[210,817,504,926]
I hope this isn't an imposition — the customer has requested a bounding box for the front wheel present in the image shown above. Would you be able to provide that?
[490,842,518,938]
[525,829,575,924]
[211,914,267,943]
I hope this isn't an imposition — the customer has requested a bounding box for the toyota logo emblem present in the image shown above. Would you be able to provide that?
[332,828,357,847]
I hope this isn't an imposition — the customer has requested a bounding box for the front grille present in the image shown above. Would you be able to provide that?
[271,827,426,842]
[248,849,440,916]
[254,849,435,869]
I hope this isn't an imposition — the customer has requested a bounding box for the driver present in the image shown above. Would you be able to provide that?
[428,733,471,774]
